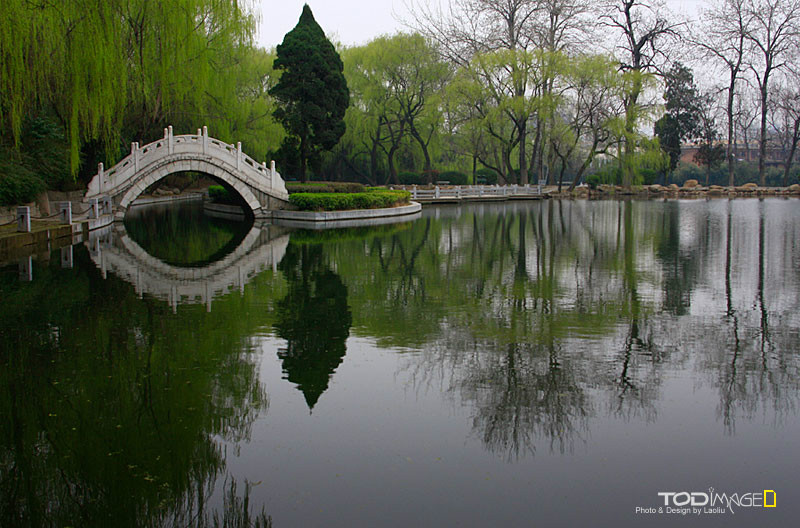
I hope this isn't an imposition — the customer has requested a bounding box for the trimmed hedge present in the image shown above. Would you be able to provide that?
[289,189,411,211]
[475,168,498,185]
[208,185,241,205]
[398,172,426,185]
[286,182,365,194]
[438,170,469,185]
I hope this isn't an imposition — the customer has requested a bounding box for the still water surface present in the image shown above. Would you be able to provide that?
[1,199,799,527]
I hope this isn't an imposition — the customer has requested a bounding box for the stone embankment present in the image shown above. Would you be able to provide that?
[553,179,800,199]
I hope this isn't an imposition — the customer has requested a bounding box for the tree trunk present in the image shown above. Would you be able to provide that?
[299,134,308,183]
[758,82,769,187]
[782,118,800,187]
[623,76,643,188]
[726,74,736,187]
[518,119,528,185]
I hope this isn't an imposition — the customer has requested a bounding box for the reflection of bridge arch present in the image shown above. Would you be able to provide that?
[85,126,289,220]
[87,222,290,312]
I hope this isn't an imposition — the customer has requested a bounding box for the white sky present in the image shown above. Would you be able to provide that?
[257,0,706,50]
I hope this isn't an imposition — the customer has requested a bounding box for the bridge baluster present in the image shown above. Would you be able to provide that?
[132,142,139,172]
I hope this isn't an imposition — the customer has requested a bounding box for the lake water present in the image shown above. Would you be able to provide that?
[1,198,799,527]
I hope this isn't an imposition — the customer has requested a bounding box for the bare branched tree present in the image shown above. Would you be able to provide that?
[769,69,800,186]
[742,0,800,185]
[693,0,751,187]
[599,0,683,187]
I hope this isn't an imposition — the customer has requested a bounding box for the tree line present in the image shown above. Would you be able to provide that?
[333,0,800,189]
[2,1,799,205]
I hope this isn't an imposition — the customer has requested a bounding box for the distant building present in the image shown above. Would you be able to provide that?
[680,140,790,167]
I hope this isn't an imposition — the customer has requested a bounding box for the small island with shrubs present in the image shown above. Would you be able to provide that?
[285,182,411,212]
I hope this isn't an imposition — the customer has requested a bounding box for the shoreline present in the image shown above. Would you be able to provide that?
[548,182,800,199]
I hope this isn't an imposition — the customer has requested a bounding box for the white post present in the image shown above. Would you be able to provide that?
[101,196,113,216]
[202,126,208,154]
[237,142,242,170]
[98,162,105,192]
[58,202,72,225]
[17,206,31,232]
[271,160,276,178]
[168,125,173,154]
[435,186,440,199]
[412,185,417,199]
[132,142,139,172]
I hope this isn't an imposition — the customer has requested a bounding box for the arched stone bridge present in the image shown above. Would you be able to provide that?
[85,126,289,220]
[87,222,290,312]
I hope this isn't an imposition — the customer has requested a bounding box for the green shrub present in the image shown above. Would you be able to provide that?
[0,165,46,206]
[208,185,242,205]
[289,189,411,211]
[475,168,498,185]
[639,168,659,185]
[672,162,703,186]
[286,182,365,194]
[438,170,469,185]
[422,169,439,184]
[398,172,425,185]
[586,165,621,188]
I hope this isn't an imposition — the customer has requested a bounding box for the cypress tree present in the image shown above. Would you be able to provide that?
[270,5,349,182]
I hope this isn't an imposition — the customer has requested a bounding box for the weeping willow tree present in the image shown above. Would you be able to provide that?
[0,0,268,178]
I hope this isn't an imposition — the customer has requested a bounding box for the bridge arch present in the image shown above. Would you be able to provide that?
[85,126,289,220]
[118,157,263,213]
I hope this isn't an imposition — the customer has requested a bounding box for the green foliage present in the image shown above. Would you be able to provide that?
[0,162,45,205]
[289,189,410,211]
[270,5,349,182]
[398,172,427,185]
[0,0,260,176]
[0,114,72,205]
[586,166,621,187]
[286,182,365,194]
[208,185,242,206]
[671,161,793,187]
[437,170,469,185]
[476,168,499,185]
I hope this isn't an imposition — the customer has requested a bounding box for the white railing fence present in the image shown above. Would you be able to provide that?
[408,184,548,201]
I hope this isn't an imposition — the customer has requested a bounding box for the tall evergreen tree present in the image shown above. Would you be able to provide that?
[654,63,702,180]
[270,5,349,182]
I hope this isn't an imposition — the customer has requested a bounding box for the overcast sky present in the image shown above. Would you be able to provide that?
[257,0,706,49]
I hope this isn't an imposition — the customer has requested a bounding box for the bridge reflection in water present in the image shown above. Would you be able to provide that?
[86,220,290,313]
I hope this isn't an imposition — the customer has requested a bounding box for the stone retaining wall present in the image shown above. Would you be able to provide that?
[553,182,800,199]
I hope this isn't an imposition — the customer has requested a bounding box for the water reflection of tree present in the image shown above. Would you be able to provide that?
[711,200,800,435]
[283,200,799,459]
[274,243,352,410]
[0,247,270,527]
[455,340,590,461]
